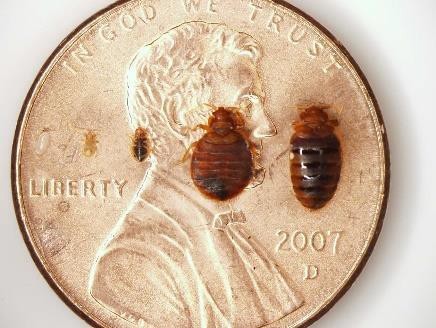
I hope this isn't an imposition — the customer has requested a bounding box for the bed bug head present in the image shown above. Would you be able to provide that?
[299,105,330,123]
[134,127,147,139]
[85,130,97,139]
[294,105,338,138]
[209,107,241,136]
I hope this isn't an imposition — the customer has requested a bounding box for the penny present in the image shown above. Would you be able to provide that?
[11,0,389,327]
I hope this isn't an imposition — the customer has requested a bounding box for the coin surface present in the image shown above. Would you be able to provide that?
[11,0,389,327]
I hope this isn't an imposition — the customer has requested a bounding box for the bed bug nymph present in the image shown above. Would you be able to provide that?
[131,127,151,162]
[291,105,341,209]
[184,106,256,201]
[83,130,98,157]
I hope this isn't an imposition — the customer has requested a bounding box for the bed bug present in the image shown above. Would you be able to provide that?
[186,106,255,201]
[35,128,51,155]
[82,130,98,157]
[291,105,341,209]
[131,127,151,162]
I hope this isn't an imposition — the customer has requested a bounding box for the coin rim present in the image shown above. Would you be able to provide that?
[10,0,391,327]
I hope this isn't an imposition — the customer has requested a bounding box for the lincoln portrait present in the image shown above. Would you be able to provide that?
[89,21,303,328]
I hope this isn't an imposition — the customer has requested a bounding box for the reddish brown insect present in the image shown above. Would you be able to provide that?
[291,105,341,209]
[131,127,151,162]
[187,107,254,201]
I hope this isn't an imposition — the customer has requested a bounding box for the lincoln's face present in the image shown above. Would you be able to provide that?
[126,22,277,183]
[208,52,277,146]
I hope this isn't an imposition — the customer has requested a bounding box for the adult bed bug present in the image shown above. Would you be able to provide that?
[131,127,151,162]
[291,105,341,209]
[186,106,255,201]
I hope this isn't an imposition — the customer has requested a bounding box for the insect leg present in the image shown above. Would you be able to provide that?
[179,141,199,164]
[191,124,211,132]
[202,103,215,110]
[329,119,339,127]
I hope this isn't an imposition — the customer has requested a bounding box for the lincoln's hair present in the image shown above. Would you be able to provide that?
[126,21,261,157]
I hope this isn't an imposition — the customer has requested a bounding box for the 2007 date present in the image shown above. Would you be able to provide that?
[275,230,343,255]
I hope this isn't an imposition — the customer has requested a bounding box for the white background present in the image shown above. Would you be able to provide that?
[0,0,435,327]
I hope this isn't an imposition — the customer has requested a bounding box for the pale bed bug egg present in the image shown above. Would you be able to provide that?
[35,128,51,155]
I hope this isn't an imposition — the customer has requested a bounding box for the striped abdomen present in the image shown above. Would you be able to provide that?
[291,135,341,209]
[132,127,150,162]
[191,132,253,201]
[132,140,148,162]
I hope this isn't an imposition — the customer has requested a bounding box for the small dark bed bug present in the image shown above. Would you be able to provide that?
[291,105,341,209]
[131,127,151,162]
[185,106,255,201]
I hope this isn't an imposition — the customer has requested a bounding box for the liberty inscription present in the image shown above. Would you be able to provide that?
[29,178,128,198]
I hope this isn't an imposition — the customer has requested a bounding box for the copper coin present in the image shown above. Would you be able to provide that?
[12,0,389,327]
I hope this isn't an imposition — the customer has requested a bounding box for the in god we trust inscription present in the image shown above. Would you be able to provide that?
[11,0,389,327]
